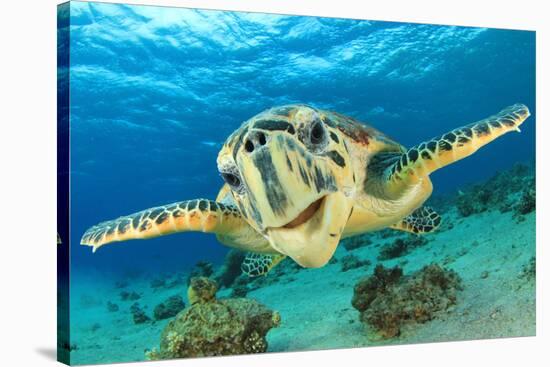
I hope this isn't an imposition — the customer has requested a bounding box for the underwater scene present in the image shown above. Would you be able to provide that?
[58,1,536,365]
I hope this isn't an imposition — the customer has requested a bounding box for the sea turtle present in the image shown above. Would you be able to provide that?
[81,104,530,276]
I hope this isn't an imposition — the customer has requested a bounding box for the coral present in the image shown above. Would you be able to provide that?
[154,295,186,321]
[214,249,246,288]
[351,265,403,312]
[120,290,141,301]
[145,348,160,360]
[187,277,218,305]
[455,163,535,217]
[106,301,119,312]
[189,261,214,281]
[231,274,254,297]
[229,275,250,297]
[519,256,536,281]
[150,277,167,289]
[498,199,514,213]
[147,277,280,360]
[352,264,462,338]
[342,234,373,251]
[377,235,428,260]
[456,185,495,216]
[515,185,536,215]
[340,254,371,272]
[231,284,249,298]
[130,302,151,324]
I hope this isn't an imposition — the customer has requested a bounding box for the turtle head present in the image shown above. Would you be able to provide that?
[217,105,355,268]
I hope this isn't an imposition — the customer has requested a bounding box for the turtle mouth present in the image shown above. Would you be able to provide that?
[281,196,325,229]
[264,192,351,268]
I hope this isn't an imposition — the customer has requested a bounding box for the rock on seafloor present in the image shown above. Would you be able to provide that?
[153,295,186,320]
[146,277,280,360]
[352,264,462,338]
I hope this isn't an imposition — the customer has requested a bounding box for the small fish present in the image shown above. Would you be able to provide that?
[201,141,218,147]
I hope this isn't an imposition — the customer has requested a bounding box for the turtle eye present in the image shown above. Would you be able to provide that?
[221,172,241,189]
[310,121,325,145]
[306,119,329,153]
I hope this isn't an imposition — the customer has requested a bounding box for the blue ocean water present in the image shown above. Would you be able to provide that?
[67,2,535,279]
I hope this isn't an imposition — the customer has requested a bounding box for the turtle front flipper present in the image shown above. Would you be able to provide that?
[241,253,286,277]
[381,104,530,197]
[81,199,256,252]
[390,206,441,234]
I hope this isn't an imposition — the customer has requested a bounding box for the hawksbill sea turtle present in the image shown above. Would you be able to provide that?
[81,104,530,276]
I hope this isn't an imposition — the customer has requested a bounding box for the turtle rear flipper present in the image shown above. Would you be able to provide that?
[383,104,530,197]
[390,206,441,234]
[241,253,286,277]
[80,199,254,252]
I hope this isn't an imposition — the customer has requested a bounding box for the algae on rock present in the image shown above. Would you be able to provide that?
[352,264,462,338]
[146,276,280,360]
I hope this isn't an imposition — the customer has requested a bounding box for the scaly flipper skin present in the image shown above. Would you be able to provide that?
[385,104,530,196]
[241,253,286,277]
[390,206,441,234]
[80,199,252,252]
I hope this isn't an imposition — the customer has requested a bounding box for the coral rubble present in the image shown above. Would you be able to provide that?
[340,254,371,272]
[150,277,167,289]
[130,302,151,324]
[189,261,214,281]
[119,290,141,301]
[146,277,280,359]
[106,301,119,312]
[153,295,186,321]
[377,235,428,260]
[455,163,535,217]
[519,256,536,281]
[515,185,536,216]
[342,234,373,251]
[229,275,250,298]
[352,264,462,338]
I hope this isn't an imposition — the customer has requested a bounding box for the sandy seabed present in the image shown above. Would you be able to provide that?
[68,200,535,365]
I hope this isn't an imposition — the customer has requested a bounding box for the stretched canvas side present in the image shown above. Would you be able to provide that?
[57,2,71,365]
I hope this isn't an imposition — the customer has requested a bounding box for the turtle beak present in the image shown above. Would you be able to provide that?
[236,132,353,267]
[266,191,353,267]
